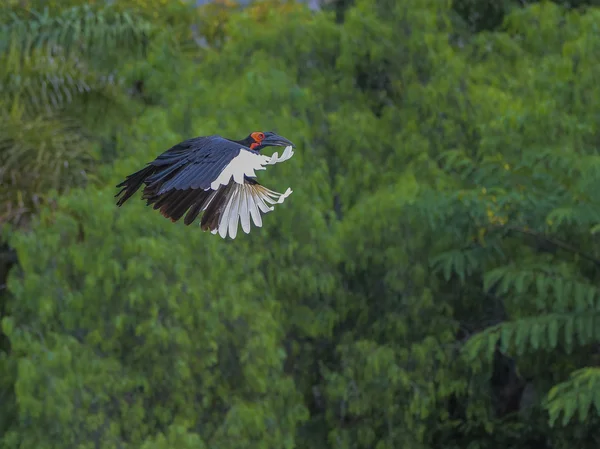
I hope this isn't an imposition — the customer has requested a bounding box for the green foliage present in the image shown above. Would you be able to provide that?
[546,368,600,427]
[2,1,600,449]
[3,185,308,449]
[0,115,93,224]
[0,3,182,227]
[416,1,600,441]
[452,0,600,32]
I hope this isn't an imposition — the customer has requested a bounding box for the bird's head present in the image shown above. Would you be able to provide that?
[243,131,295,152]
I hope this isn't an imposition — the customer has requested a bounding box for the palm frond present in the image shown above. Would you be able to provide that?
[0,109,96,228]
[0,5,153,66]
[0,5,154,115]
[0,5,159,227]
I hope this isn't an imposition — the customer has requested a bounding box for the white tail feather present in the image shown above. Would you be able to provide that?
[213,182,292,239]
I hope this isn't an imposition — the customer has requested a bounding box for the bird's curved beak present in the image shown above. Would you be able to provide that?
[261,134,296,148]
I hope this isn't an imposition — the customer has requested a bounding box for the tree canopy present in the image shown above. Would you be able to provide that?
[1,0,600,448]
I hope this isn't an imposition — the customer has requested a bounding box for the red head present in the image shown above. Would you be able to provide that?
[249,132,266,150]
[239,131,295,152]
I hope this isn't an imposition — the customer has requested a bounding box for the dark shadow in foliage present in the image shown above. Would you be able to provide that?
[491,346,527,417]
[321,0,357,22]
[0,239,17,438]
[452,0,600,33]
[452,0,514,32]
[0,241,17,353]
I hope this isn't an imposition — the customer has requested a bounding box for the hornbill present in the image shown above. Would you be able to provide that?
[115,131,295,239]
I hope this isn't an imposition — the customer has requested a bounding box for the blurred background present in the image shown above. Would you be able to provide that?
[1,0,600,448]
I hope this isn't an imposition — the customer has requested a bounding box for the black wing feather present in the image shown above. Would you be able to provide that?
[153,137,245,194]
[190,150,236,190]
[115,135,245,206]
[115,134,266,229]
[200,184,231,231]
[115,164,157,207]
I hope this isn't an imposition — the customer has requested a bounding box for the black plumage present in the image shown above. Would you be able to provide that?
[115,131,295,239]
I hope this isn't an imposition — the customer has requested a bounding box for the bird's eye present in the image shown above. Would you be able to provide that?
[258,133,265,140]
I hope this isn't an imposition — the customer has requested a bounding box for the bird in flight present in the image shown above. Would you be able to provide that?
[115,131,295,239]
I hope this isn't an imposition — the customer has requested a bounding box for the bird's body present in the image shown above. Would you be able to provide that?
[115,131,295,239]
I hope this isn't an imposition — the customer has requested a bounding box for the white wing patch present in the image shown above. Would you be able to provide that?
[210,145,295,190]
[211,183,293,239]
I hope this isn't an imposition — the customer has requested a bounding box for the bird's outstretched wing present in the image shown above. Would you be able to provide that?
[115,135,294,239]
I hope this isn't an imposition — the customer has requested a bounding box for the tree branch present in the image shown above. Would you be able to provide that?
[506,226,600,268]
